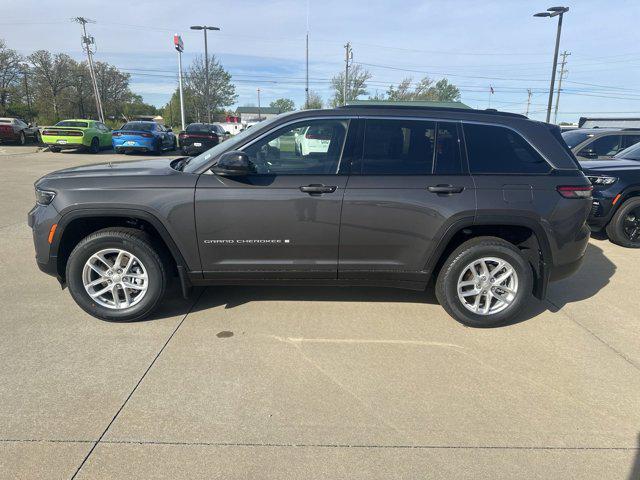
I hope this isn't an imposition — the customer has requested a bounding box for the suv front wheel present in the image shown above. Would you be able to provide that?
[66,228,167,321]
[436,237,533,328]
[605,197,640,248]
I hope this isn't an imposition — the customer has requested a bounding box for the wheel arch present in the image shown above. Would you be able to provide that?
[425,215,553,300]
[52,208,189,282]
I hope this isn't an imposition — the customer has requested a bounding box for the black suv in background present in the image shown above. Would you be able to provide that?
[562,128,640,161]
[581,142,640,247]
[179,123,230,155]
[29,106,592,327]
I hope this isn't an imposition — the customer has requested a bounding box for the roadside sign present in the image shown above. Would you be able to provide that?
[173,34,184,52]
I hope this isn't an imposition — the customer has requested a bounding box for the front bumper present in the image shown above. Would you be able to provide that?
[587,190,618,230]
[28,203,61,279]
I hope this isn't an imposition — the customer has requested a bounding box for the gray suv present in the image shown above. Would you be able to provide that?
[29,106,592,327]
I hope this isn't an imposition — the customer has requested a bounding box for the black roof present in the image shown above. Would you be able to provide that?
[339,104,527,119]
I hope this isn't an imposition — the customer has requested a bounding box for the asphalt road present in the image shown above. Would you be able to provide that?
[1,145,639,479]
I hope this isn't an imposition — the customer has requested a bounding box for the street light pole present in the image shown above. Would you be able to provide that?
[173,34,186,131]
[534,6,569,123]
[190,25,220,124]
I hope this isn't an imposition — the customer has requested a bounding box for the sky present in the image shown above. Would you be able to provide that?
[1,0,639,123]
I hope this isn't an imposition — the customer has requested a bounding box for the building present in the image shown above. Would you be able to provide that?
[236,107,283,124]
[579,117,640,129]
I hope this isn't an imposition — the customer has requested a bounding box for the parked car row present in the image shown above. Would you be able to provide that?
[3,117,235,155]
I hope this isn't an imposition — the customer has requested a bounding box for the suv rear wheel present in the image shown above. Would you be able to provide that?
[66,228,167,321]
[436,237,533,327]
[606,197,640,248]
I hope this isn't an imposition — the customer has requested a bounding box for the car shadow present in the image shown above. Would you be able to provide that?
[146,241,616,328]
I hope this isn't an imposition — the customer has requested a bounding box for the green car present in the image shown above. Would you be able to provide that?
[41,119,112,153]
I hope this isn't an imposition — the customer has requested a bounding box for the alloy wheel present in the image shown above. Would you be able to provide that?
[623,207,640,243]
[82,248,149,309]
[457,257,519,316]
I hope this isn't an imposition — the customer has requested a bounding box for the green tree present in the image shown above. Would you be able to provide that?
[383,77,461,102]
[0,39,23,114]
[270,97,295,112]
[28,50,74,122]
[305,90,323,109]
[184,54,237,122]
[330,64,372,107]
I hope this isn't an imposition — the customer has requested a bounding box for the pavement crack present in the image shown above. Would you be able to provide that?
[69,288,206,480]
[546,298,640,373]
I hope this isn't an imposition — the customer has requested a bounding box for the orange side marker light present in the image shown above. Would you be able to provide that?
[612,194,622,206]
[48,224,58,244]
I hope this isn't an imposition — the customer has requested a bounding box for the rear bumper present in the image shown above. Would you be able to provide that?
[0,131,19,142]
[113,138,156,152]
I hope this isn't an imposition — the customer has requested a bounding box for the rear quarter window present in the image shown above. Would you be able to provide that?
[463,123,551,174]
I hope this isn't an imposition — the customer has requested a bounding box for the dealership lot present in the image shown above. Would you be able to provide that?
[1,146,639,479]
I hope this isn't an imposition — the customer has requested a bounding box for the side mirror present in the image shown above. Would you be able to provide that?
[212,150,254,176]
[225,131,231,135]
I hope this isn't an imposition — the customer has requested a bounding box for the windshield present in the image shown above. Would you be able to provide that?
[561,130,592,149]
[183,116,282,173]
[55,121,88,128]
[121,122,155,132]
[615,143,640,161]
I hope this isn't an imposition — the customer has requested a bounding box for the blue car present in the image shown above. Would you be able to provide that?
[112,121,176,155]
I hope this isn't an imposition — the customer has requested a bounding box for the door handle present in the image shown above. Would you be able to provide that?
[299,184,337,194]
[427,184,465,194]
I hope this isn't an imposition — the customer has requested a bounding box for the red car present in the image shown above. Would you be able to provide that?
[0,117,40,145]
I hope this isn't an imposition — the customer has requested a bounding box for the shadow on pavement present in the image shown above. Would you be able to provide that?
[629,432,640,480]
[148,242,616,327]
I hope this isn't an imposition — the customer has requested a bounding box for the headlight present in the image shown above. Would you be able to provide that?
[587,175,617,186]
[35,188,56,205]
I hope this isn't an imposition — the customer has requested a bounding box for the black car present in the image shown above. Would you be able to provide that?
[581,142,640,247]
[29,105,592,327]
[562,128,640,161]
[178,123,230,155]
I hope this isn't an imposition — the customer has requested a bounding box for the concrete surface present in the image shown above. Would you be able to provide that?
[0,145,638,479]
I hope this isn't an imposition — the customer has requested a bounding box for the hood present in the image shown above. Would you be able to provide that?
[579,159,640,174]
[41,158,177,181]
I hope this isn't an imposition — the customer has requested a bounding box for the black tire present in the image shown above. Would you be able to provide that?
[49,146,61,153]
[18,131,26,145]
[89,137,100,154]
[435,236,533,328]
[66,228,167,322]
[605,197,640,248]
[152,140,162,156]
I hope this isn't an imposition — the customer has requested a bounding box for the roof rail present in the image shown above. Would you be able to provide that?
[339,104,527,119]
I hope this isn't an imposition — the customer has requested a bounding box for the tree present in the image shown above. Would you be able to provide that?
[28,50,74,122]
[184,54,237,122]
[330,64,372,107]
[382,76,461,103]
[305,90,323,109]
[0,39,23,114]
[270,97,295,112]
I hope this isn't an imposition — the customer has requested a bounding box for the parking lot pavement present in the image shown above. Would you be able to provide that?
[1,146,639,479]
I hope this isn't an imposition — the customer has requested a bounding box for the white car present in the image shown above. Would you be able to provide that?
[294,125,332,156]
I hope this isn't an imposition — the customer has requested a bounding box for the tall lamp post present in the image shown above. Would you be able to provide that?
[190,25,220,123]
[534,6,569,123]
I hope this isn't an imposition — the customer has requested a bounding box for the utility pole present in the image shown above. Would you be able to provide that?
[190,25,221,123]
[305,0,310,109]
[525,88,532,116]
[73,17,105,123]
[553,50,570,124]
[173,34,186,131]
[257,88,261,121]
[343,42,352,104]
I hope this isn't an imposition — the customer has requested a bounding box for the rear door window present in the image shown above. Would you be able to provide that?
[464,123,551,174]
[361,119,436,174]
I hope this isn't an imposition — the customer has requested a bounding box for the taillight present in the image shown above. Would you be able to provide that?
[112,132,121,137]
[141,133,153,138]
[557,185,593,199]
